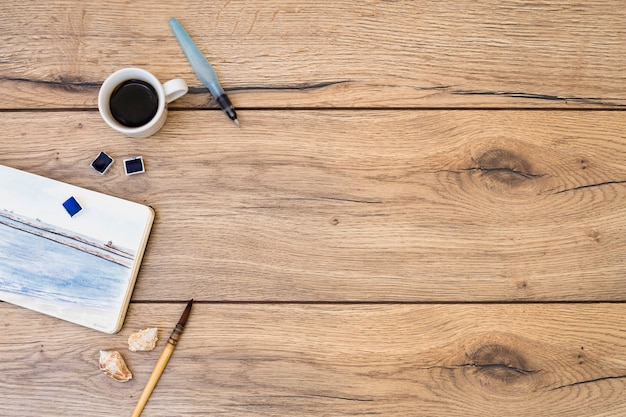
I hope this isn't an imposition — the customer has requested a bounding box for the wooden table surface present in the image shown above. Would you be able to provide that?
[2,1,626,416]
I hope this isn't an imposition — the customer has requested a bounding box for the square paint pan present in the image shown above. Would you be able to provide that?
[91,151,114,174]
[123,157,145,176]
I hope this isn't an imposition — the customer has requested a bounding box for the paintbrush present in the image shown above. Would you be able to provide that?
[130,300,193,417]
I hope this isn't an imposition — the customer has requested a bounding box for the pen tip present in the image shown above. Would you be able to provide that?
[233,119,241,128]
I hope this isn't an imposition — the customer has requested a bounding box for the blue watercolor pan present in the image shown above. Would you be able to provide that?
[91,151,114,174]
[62,196,82,217]
[124,156,145,175]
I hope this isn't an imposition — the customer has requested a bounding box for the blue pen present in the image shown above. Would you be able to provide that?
[169,18,240,127]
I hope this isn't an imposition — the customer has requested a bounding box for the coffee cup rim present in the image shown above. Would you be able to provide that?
[98,67,167,135]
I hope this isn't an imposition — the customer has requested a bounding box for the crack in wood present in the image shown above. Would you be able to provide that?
[420,363,536,375]
[549,375,626,391]
[0,76,100,88]
[437,167,544,179]
[461,362,536,376]
[475,167,543,179]
[0,76,350,93]
[273,394,375,402]
[278,196,383,204]
[451,89,626,107]
[414,85,456,91]
[552,180,626,194]
[228,80,352,92]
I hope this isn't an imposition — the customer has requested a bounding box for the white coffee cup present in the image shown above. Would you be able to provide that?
[98,68,188,138]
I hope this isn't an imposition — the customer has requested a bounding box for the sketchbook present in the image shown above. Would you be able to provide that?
[0,164,154,333]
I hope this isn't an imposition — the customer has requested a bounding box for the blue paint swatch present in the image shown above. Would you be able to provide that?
[62,196,82,217]
[91,151,114,174]
[124,156,145,175]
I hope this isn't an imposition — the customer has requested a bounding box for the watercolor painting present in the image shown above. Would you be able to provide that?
[0,165,153,333]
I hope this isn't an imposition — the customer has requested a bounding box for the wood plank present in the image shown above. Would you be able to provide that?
[0,110,624,301]
[2,302,626,416]
[1,1,625,109]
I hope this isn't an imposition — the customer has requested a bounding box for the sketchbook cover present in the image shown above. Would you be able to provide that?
[0,164,154,333]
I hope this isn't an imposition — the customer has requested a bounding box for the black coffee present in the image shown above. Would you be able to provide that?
[109,79,159,128]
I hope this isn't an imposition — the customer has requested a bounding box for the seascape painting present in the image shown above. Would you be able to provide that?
[0,165,154,333]
[0,209,134,310]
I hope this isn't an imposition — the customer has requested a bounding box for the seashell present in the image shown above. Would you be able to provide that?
[128,327,159,352]
[99,350,132,382]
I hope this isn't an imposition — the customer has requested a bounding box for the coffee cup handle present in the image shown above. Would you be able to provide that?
[163,78,188,103]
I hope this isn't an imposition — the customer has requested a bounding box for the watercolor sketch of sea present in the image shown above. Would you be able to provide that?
[0,208,135,330]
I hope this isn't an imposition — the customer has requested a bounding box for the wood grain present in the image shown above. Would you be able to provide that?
[2,302,626,417]
[0,110,624,301]
[1,0,625,109]
[2,2,626,416]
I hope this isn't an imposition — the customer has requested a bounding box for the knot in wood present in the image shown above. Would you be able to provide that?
[475,149,538,187]
[467,343,533,385]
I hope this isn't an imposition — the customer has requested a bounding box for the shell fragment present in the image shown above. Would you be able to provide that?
[128,327,159,352]
[98,350,132,382]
